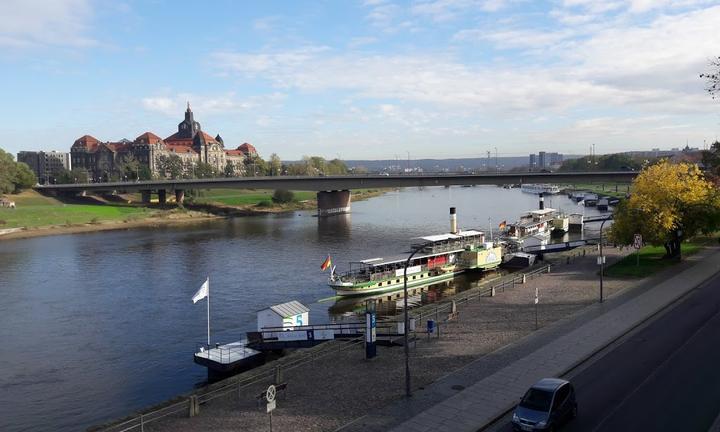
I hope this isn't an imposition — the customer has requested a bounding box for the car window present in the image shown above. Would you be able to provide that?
[552,385,569,410]
[520,388,553,412]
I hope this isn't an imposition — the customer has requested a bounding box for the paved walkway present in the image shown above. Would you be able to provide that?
[388,249,720,432]
[340,248,720,432]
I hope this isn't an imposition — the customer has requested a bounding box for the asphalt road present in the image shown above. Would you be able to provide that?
[488,269,720,432]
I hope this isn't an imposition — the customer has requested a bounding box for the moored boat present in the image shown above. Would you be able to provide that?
[504,194,569,240]
[521,184,561,195]
[328,208,503,296]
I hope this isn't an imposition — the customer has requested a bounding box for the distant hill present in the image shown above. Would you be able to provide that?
[343,156,583,173]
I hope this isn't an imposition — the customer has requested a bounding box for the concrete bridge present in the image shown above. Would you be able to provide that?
[36,171,638,216]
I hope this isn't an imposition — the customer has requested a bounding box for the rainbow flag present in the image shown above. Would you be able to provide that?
[498,220,507,229]
[320,255,332,271]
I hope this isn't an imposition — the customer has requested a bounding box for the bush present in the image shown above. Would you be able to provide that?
[256,200,273,208]
[272,189,294,204]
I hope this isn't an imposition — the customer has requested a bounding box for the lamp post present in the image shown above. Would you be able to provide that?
[598,217,610,303]
[403,241,432,398]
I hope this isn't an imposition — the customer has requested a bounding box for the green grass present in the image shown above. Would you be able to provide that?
[568,182,630,199]
[193,189,315,206]
[0,191,155,228]
[605,241,705,278]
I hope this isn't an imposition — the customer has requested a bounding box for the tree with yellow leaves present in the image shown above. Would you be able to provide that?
[610,160,720,258]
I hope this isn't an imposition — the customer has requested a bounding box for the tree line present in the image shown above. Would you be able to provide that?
[0,148,37,194]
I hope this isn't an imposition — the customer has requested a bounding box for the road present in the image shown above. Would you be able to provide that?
[488,269,720,432]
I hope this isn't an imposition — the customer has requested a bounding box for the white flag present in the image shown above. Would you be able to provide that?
[192,278,209,304]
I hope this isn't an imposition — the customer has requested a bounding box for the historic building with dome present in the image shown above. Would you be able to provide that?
[70,105,257,180]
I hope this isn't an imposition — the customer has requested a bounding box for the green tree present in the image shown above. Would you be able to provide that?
[58,167,89,184]
[610,160,720,258]
[272,189,294,203]
[224,160,236,177]
[269,153,282,176]
[195,162,218,178]
[14,162,36,191]
[157,155,184,179]
[244,155,268,176]
[559,154,640,172]
[115,153,141,181]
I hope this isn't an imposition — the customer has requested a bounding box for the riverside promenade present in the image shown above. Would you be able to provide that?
[343,247,720,432]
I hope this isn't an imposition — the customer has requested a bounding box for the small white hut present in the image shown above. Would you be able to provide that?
[257,300,310,331]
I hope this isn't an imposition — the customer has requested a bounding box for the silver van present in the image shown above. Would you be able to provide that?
[512,378,577,431]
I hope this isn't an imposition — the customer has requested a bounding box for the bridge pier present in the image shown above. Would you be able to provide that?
[175,190,185,205]
[158,189,167,205]
[141,190,151,203]
[317,190,351,217]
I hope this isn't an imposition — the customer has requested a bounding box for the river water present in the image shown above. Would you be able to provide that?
[0,186,608,432]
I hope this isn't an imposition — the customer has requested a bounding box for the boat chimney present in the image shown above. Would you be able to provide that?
[450,207,457,234]
[539,193,545,210]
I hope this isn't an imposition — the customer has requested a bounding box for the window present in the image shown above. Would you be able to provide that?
[552,385,569,410]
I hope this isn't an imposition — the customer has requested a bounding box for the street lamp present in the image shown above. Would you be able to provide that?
[598,217,611,303]
[403,241,432,397]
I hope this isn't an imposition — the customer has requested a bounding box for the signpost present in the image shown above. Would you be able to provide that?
[365,300,377,359]
[266,384,276,432]
[634,233,642,267]
[534,287,539,330]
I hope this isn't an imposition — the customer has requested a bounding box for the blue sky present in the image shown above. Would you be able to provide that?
[1,0,719,160]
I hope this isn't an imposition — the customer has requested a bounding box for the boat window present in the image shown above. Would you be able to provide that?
[412,276,416,280]
[396,279,400,283]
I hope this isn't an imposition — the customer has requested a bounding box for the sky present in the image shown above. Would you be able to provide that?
[1,0,719,160]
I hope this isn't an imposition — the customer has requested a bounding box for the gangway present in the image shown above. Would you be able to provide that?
[521,238,600,254]
[247,320,407,350]
[583,215,613,223]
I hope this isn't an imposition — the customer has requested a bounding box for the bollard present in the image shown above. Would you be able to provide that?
[522,274,526,284]
[188,395,200,417]
[583,249,586,257]
[566,256,570,264]
[547,265,551,273]
[491,286,496,297]
[274,365,283,385]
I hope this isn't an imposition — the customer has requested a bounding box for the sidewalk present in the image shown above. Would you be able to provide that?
[341,248,720,432]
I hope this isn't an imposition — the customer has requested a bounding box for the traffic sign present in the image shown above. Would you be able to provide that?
[265,384,276,403]
[266,399,276,413]
[633,234,642,249]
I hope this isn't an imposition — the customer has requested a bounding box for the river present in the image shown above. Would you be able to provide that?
[0,186,609,432]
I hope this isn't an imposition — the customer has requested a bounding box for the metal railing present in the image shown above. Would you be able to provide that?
[95,264,552,432]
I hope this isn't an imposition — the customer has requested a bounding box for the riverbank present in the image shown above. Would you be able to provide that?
[0,188,387,241]
[94,243,679,432]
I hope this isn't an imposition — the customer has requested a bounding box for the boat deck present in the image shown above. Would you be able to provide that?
[194,341,261,365]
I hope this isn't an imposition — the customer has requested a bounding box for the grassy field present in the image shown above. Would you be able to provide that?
[605,240,707,278]
[567,182,630,199]
[0,191,156,229]
[192,189,316,206]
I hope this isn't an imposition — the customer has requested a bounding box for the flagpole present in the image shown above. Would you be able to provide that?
[207,276,210,347]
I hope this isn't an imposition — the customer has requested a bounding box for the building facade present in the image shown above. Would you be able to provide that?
[70,105,254,180]
[528,152,563,170]
[17,151,71,184]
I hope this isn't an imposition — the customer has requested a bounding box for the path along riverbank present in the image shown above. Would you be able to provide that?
[94,242,681,432]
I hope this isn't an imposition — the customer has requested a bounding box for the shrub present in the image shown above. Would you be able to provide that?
[256,200,273,208]
[272,189,294,204]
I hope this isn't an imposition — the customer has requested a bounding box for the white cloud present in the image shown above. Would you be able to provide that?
[142,93,286,116]
[411,0,515,21]
[0,0,97,49]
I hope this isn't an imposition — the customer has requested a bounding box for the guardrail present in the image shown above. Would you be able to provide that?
[94,264,552,432]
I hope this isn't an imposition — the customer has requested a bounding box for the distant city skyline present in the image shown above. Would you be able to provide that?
[1,0,719,160]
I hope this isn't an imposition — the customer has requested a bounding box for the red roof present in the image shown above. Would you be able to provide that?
[198,131,217,142]
[166,144,197,154]
[225,149,245,156]
[238,143,257,154]
[135,132,162,144]
[73,135,101,151]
